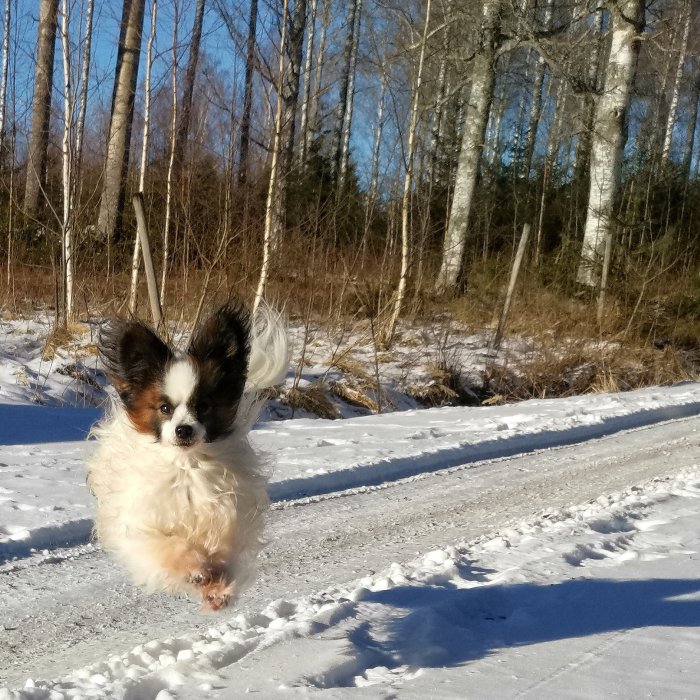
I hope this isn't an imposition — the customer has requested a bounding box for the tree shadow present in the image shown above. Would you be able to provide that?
[0,404,100,445]
[339,575,700,677]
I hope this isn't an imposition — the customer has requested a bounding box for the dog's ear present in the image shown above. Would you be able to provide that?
[99,320,172,404]
[188,304,250,379]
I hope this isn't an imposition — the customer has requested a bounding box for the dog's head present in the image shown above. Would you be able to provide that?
[100,305,250,448]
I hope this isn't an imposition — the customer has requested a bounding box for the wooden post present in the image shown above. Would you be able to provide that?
[132,192,163,329]
[490,223,531,354]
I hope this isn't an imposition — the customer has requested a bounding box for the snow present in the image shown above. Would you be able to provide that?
[3,382,700,558]
[4,461,700,698]
[2,316,700,697]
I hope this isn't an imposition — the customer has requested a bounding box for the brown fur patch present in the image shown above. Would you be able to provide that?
[126,383,162,435]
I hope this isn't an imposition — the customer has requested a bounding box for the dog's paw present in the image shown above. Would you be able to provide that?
[187,569,212,586]
[186,561,233,611]
[200,577,234,611]
[187,558,226,587]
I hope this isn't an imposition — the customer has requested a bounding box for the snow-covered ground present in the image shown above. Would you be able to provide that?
[2,315,700,698]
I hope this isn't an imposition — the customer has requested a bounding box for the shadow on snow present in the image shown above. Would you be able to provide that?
[0,404,100,445]
[312,570,700,687]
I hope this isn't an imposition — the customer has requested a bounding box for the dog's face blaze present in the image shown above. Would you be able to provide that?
[100,305,250,448]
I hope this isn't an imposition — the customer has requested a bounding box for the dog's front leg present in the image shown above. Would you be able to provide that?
[139,533,230,607]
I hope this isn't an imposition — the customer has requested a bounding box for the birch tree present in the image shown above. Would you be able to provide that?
[368,70,387,207]
[573,8,604,185]
[436,0,501,294]
[173,0,205,184]
[297,0,317,166]
[254,0,289,313]
[0,0,11,162]
[96,0,146,243]
[129,0,157,313]
[161,2,178,307]
[59,0,74,323]
[521,0,553,177]
[660,0,690,167]
[280,0,307,181]
[74,0,94,187]
[333,0,362,189]
[308,0,330,144]
[24,0,58,223]
[577,0,645,288]
[238,0,258,185]
[383,0,433,347]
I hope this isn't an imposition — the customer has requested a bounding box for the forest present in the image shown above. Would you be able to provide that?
[1,0,699,392]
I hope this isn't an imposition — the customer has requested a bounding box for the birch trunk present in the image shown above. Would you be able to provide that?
[129,0,157,313]
[660,0,690,167]
[238,0,258,185]
[521,54,546,176]
[74,0,94,186]
[573,8,604,185]
[96,0,146,243]
[297,0,317,166]
[160,3,178,307]
[338,0,361,189]
[333,0,361,187]
[521,0,553,177]
[280,0,306,180]
[308,0,330,140]
[173,0,205,181]
[427,54,448,185]
[577,0,644,287]
[254,0,289,314]
[59,0,73,323]
[24,0,58,222]
[368,71,387,206]
[383,0,432,347]
[435,0,500,294]
[0,0,11,161]
[269,0,306,252]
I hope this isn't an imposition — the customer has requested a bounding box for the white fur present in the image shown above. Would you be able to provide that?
[163,358,198,405]
[236,305,290,429]
[86,309,288,605]
[160,359,206,446]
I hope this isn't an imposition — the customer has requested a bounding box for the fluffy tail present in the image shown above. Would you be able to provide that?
[236,305,288,428]
[245,305,289,391]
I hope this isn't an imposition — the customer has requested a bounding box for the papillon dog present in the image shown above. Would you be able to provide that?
[87,303,287,611]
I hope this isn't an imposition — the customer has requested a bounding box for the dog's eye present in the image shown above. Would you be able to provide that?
[199,401,211,415]
[159,403,172,415]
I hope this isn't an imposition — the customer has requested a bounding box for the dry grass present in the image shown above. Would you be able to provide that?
[484,343,697,403]
[3,247,700,415]
[42,322,88,360]
[283,383,340,419]
[408,361,481,407]
[328,355,372,381]
[329,379,379,412]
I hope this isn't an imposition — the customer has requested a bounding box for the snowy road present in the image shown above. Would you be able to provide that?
[2,412,699,694]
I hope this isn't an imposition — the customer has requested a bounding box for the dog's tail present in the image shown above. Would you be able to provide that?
[246,304,289,392]
[236,305,289,429]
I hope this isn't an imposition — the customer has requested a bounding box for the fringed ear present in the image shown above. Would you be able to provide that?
[187,305,250,436]
[188,303,250,379]
[99,320,172,406]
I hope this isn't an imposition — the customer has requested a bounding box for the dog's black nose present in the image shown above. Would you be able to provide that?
[175,424,194,440]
